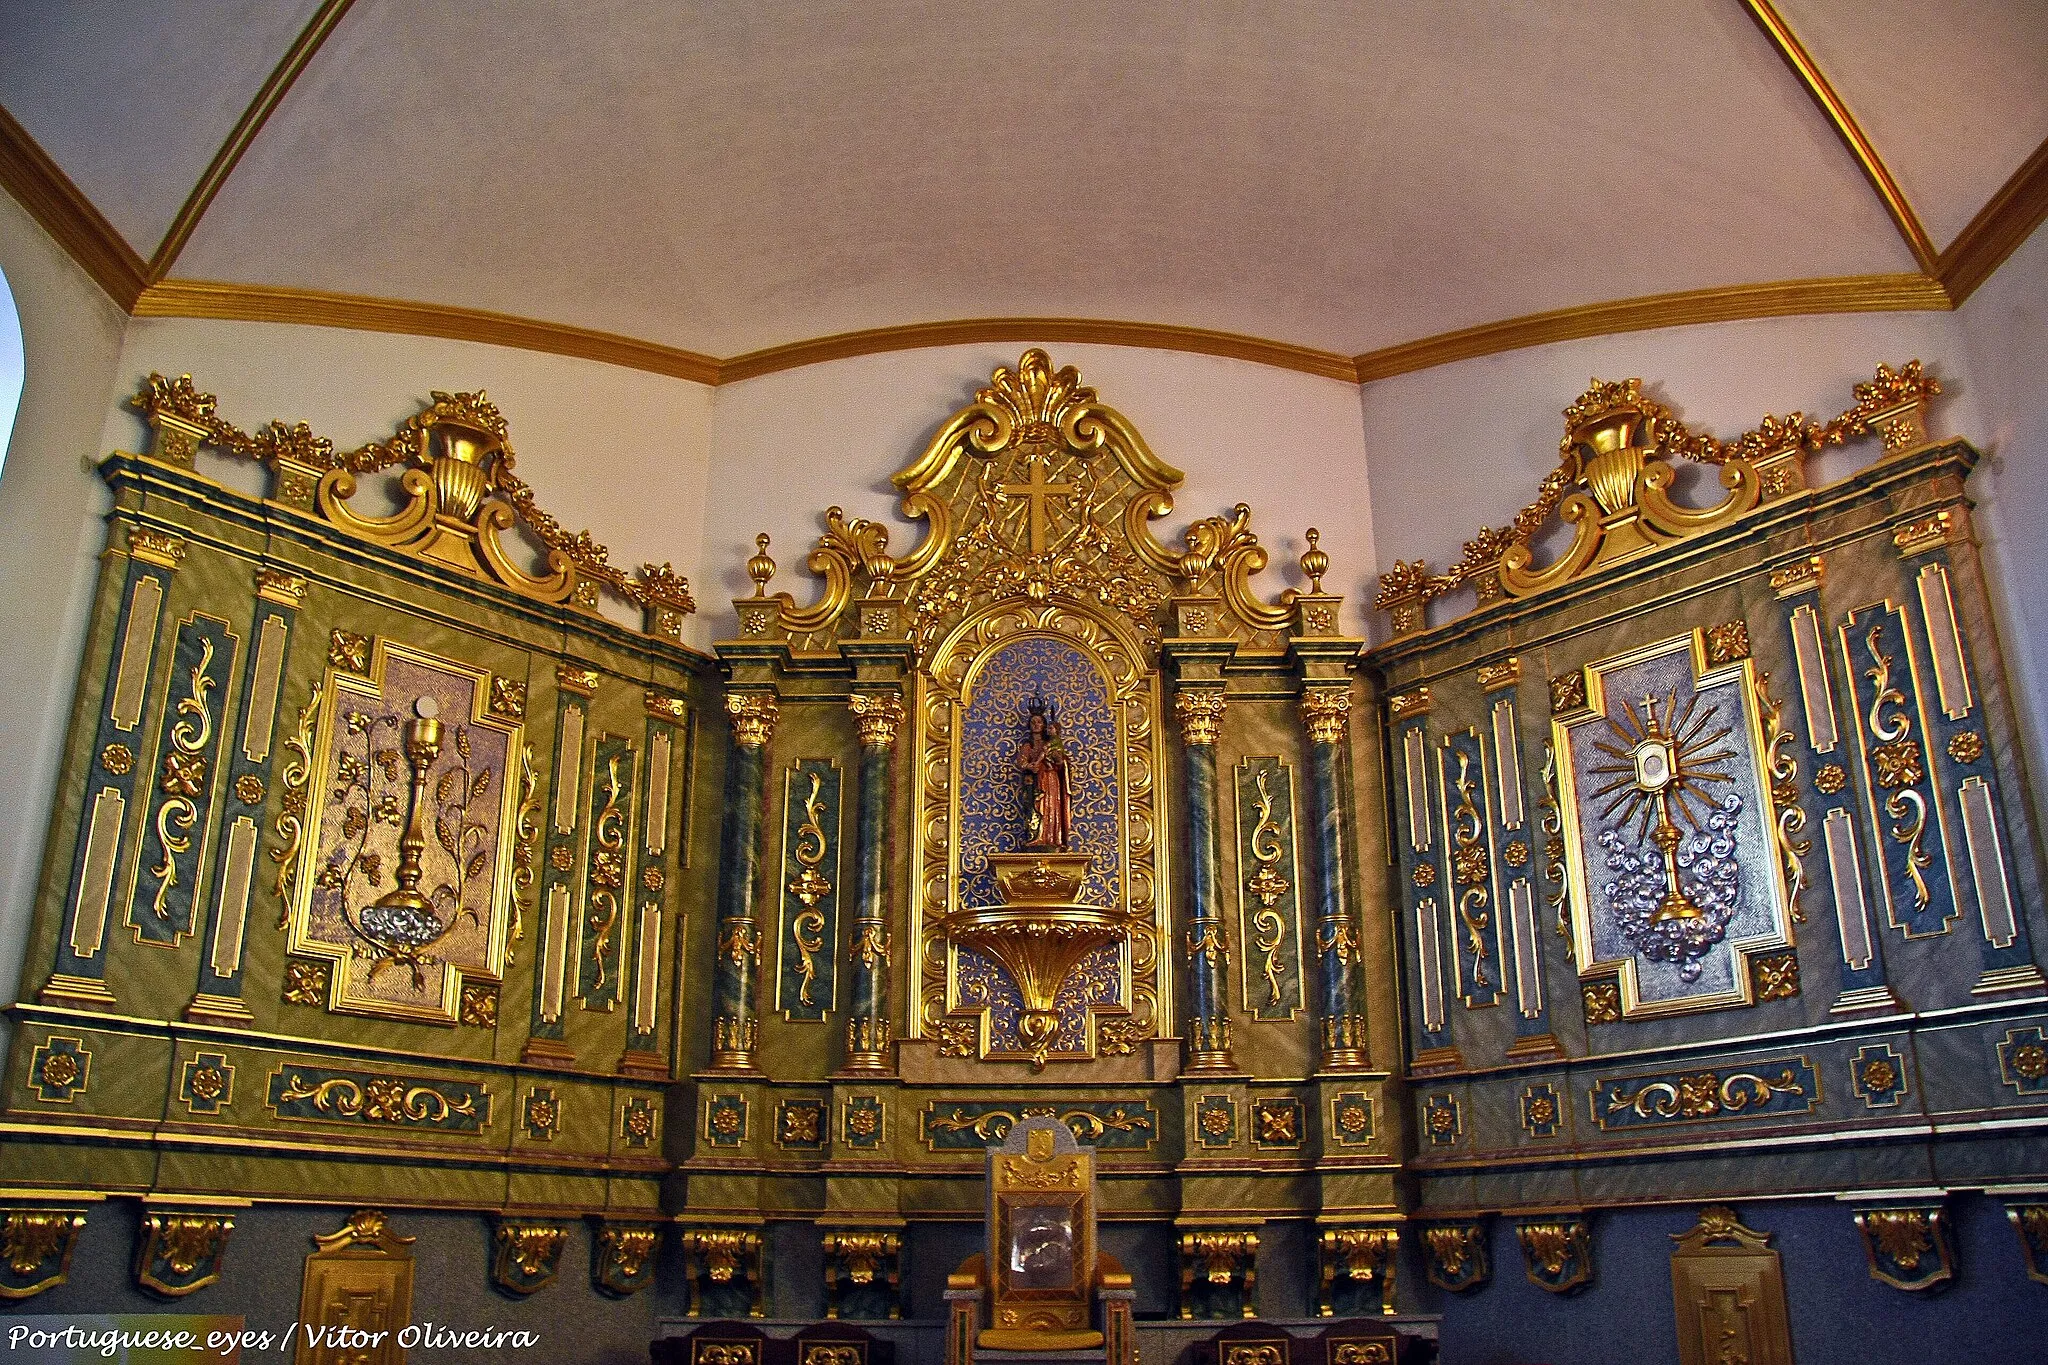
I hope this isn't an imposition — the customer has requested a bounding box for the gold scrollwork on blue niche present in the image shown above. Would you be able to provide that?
[949,633,1128,1059]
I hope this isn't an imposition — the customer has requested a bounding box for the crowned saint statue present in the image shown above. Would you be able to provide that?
[1017,698,1073,852]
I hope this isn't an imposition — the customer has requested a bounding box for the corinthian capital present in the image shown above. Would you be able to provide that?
[849,691,905,747]
[1173,688,1227,747]
[725,691,779,748]
[1301,687,1352,745]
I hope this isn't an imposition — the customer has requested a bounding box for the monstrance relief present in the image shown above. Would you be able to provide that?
[1552,630,1796,1018]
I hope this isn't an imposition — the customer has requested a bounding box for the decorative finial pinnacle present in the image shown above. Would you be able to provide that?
[747,534,776,596]
[1301,528,1328,594]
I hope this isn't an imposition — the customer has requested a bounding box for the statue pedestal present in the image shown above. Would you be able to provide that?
[938,853,1124,1070]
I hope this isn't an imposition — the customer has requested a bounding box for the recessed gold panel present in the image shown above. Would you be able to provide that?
[282,638,524,1023]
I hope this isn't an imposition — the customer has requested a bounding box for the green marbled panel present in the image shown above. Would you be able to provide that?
[773,758,844,1023]
[1211,695,1319,1078]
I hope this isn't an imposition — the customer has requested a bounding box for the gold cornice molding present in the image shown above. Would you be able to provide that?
[1351,275,1948,382]
[120,278,1962,393]
[149,0,359,279]
[1937,136,2048,305]
[719,316,1358,384]
[1742,0,1938,273]
[0,104,147,308]
[133,280,723,386]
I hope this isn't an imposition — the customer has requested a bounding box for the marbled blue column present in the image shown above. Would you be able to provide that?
[843,691,902,1070]
[1303,686,1367,1069]
[1176,687,1234,1069]
[709,692,776,1069]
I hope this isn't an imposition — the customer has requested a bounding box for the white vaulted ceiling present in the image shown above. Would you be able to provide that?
[1,0,2043,378]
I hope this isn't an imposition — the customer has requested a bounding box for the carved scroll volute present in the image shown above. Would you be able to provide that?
[1501,379,1761,598]
[127,377,695,630]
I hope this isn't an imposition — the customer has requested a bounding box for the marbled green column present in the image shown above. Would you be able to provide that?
[709,691,777,1070]
[1175,686,1235,1070]
[1302,685,1367,1070]
[842,690,903,1071]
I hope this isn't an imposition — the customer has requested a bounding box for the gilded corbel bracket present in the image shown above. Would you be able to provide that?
[679,1227,766,1318]
[1376,362,1943,637]
[0,1206,91,1299]
[490,1218,567,1296]
[136,1205,242,1298]
[129,375,696,631]
[1178,1228,1260,1320]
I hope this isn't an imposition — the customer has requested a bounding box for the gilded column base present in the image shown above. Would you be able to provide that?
[1183,1016,1238,1074]
[37,974,117,1010]
[519,1038,578,1068]
[1830,984,1910,1017]
[1409,1044,1466,1075]
[183,992,255,1027]
[1319,1013,1371,1073]
[835,1017,895,1077]
[707,1016,763,1073]
[1503,1032,1563,1061]
[1972,964,2048,998]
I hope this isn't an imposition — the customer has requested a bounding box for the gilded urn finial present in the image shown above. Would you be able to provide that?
[1301,528,1328,594]
[747,534,776,596]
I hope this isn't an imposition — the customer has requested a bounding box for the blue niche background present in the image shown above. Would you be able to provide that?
[956,635,1123,1052]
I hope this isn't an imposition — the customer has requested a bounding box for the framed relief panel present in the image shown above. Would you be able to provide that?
[1552,627,1796,1018]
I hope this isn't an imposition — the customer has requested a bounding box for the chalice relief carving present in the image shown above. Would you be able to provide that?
[299,647,516,1018]
[1586,686,1745,981]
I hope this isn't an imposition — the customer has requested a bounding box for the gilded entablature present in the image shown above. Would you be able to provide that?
[1376,362,1943,635]
[131,375,695,634]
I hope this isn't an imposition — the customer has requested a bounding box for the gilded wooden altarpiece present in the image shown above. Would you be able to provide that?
[1375,359,2048,1321]
[727,349,1337,1069]
[5,375,705,1304]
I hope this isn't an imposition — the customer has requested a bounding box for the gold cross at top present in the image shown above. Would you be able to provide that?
[996,456,1076,554]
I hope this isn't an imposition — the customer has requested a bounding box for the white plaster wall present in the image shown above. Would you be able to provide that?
[698,344,1375,645]
[99,318,718,637]
[1953,220,2048,822]
[0,194,132,1007]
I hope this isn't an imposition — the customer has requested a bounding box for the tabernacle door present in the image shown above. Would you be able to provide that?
[982,1116,1101,1349]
